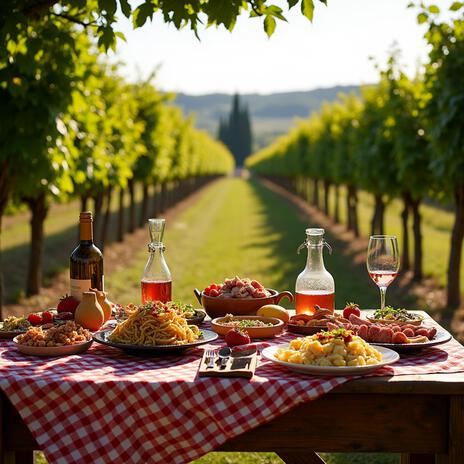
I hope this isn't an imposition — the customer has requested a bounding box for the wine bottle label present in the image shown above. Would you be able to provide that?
[70,279,92,301]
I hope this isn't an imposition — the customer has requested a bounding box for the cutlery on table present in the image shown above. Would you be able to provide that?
[205,349,216,369]
[218,347,231,369]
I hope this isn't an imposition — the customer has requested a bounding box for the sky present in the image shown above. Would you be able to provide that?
[111,0,451,95]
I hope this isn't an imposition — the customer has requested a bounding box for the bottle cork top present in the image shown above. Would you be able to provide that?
[80,212,93,222]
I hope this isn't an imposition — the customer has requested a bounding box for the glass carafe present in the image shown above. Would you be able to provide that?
[141,218,172,304]
[295,228,335,314]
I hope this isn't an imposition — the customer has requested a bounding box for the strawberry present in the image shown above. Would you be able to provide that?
[343,302,361,319]
[41,311,54,324]
[209,289,219,297]
[225,328,251,347]
[57,295,79,315]
[27,313,43,326]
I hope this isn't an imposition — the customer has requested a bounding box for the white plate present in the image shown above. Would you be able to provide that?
[13,337,93,357]
[370,328,451,353]
[261,345,399,376]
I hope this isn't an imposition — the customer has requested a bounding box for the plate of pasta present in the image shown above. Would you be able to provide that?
[93,301,217,355]
[262,329,399,375]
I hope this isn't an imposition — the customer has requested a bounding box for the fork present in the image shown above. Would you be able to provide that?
[205,349,216,369]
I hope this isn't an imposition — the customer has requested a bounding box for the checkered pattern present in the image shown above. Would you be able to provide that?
[1,324,463,464]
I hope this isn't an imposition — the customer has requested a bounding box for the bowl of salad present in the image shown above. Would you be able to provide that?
[367,306,424,326]
[210,314,284,338]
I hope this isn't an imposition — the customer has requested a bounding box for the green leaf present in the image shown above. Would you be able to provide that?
[264,15,276,37]
[98,0,117,16]
[133,2,155,28]
[417,12,428,24]
[319,0,327,5]
[301,0,315,21]
[449,2,463,11]
[287,0,299,8]
[115,31,126,42]
[119,0,132,17]
[427,4,440,13]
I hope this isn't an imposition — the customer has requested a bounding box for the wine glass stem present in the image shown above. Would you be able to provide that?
[379,286,387,310]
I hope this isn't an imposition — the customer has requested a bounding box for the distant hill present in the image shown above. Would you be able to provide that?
[172,85,360,149]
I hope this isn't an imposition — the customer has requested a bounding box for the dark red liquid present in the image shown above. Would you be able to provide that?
[141,280,172,303]
[369,271,397,287]
[295,291,335,315]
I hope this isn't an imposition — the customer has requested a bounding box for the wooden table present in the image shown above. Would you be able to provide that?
[1,372,463,464]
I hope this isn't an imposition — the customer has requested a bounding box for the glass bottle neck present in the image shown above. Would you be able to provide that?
[305,245,326,271]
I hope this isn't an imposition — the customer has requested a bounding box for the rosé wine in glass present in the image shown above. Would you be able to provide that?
[367,235,400,310]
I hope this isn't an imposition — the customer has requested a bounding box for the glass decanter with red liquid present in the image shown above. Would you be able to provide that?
[141,218,172,304]
[295,228,335,315]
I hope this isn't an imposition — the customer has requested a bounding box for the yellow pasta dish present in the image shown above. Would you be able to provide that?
[275,328,382,367]
[109,301,201,346]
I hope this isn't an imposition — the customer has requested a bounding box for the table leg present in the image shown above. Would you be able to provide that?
[436,396,464,464]
[276,451,326,464]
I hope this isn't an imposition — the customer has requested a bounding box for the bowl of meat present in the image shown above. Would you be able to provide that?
[194,276,293,319]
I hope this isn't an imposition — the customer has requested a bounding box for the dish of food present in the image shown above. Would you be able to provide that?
[286,306,349,335]
[195,280,293,319]
[367,306,424,326]
[166,301,206,325]
[13,321,93,357]
[211,315,284,338]
[94,329,218,355]
[204,277,271,299]
[262,329,399,375]
[327,313,451,351]
[109,301,202,346]
[0,315,32,339]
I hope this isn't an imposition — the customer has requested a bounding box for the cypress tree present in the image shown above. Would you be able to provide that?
[217,93,253,166]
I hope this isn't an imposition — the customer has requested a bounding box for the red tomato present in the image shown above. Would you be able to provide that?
[342,303,361,319]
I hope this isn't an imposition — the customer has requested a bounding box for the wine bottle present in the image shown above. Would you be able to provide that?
[70,212,104,301]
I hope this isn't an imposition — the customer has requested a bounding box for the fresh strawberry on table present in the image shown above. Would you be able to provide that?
[57,295,79,315]
[343,302,361,319]
[27,313,43,326]
[41,310,54,324]
[225,328,251,347]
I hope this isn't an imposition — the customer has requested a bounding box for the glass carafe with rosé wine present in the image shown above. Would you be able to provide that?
[141,218,172,304]
[295,228,335,315]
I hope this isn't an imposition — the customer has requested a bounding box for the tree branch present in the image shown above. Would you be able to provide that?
[50,12,97,27]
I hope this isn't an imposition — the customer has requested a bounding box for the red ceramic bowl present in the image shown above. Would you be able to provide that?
[194,288,293,319]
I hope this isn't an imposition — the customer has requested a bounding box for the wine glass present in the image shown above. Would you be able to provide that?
[367,235,400,310]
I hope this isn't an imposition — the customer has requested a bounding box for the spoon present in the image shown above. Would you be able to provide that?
[218,346,231,369]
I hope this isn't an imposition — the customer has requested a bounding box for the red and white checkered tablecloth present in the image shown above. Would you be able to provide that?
[1,324,463,464]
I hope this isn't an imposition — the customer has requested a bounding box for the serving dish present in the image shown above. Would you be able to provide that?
[185,310,207,326]
[262,345,399,376]
[0,323,27,340]
[93,329,218,355]
[211,315,284,338]
[13,337,93,357]
[370,327,452,353]
[194,288,293,318]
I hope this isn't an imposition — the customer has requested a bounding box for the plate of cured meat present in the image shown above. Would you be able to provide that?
[327,313,451,353]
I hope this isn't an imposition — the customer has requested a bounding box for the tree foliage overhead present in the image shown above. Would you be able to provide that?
[2,0,327,51]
